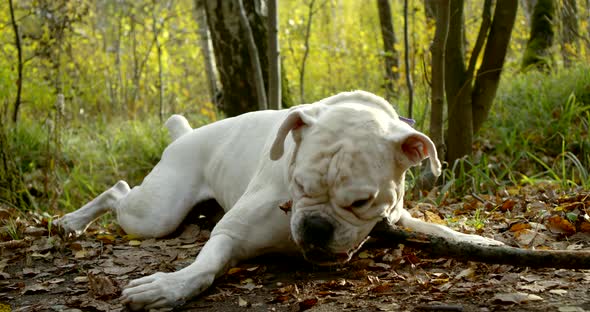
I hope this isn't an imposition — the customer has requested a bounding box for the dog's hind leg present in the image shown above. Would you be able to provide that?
[55,180,131,235]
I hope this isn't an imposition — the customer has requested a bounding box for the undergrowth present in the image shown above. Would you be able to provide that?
[410,64,590,199]
[3,65,589,214]
[5,115,212,212]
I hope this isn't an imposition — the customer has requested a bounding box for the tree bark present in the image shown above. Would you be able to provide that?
[522,0,555,70]
[236,0,267,110]
[559,0,578,66]
[204,0,269,116]
[403,0,413,118]
[472,1,518,134]
[8,0,23,124]
[377,0,399,101]
[466,0,492,79]
[370,221,590,269]
[268,0,281,110]
[194,0,219,108]
[445,0,472,164]
[423,0,437,21]
[429,0,449,160]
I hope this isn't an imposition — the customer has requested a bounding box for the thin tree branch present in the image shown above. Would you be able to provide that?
[8,0,23,124]
[403,0,413,118]
[466,0,492,78]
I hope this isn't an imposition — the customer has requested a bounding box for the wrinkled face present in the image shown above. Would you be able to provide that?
[287,108,403,265]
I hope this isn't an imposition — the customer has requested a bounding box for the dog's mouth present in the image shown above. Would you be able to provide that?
[301,237,369,266]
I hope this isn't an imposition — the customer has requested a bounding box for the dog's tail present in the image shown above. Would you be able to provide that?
[165,114,192,142]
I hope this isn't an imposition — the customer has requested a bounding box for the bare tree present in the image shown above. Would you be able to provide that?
[403,0,413,118]
[268,0,281,110]
[429,0,450,159]
[8,0,23,123]
[237,0,267,110]
[205,0,292,116]
[445,0,518,164]
[376,0,399,101]
[195,0,219,107]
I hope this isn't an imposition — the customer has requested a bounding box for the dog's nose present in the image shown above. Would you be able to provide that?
[301,215,333,248]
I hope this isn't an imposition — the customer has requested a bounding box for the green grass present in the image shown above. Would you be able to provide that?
[6,114,212,213]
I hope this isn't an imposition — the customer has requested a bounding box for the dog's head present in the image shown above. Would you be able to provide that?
[270,91,441,265]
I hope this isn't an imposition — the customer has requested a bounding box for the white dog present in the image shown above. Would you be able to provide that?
[55,91,502,310]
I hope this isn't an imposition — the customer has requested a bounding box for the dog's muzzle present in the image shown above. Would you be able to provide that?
[297,215,365,265]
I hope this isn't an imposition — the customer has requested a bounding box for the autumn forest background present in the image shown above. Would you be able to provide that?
[2,0,590,310]
[0,0,589,223]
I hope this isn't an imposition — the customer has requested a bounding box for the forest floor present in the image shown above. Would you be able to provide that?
[1,184,590,312]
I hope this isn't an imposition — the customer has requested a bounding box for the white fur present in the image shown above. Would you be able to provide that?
[55,90,502,310]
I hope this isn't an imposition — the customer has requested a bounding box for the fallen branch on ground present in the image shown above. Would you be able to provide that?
[369,221,590,269]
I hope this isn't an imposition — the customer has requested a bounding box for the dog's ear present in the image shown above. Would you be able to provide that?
[390,131,442,176]
[270,106,319,161]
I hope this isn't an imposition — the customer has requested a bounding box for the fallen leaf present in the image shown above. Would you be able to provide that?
[22,283,50,294]
[95,234,116,244]
[128,240,142,246]
[298,298,318,311]
[500,199,517,212]
[547,215,576,236]
[238,296,249,307]
[454,267,475,280]
[549,289,567,295]
[492,292,543,304]
[88,272,119,300]
[510,223,531,232]
[358,250,372,259]
[74,250,88,259]
[424,210,446,225]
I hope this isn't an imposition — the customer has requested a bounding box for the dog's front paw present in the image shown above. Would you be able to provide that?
[53,214,88,236]
[121,271,213,310]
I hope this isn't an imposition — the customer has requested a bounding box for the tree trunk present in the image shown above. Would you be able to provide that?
[268,0,281,110]
[445,0,472,164]
[204,0,269,116]
[429,0,449,159]
[559,0,578,66]
[423,0,437,21]
[403,0,413,118]
[522,0,555,71]
[237,0,267,110]
[195,0,219,107]
[9,0,23,124]
[376,0,399,101]
[472,1,518,134]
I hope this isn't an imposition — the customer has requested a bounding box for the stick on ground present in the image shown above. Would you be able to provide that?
[369,220,590,269]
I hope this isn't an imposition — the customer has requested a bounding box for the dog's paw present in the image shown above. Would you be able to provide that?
[52,214,88,237]
[121,271,213,310]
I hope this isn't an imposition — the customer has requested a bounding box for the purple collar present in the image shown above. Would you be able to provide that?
[399,116,415,127]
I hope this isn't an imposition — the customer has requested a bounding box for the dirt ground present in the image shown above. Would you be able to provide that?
[1,186,590,312]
